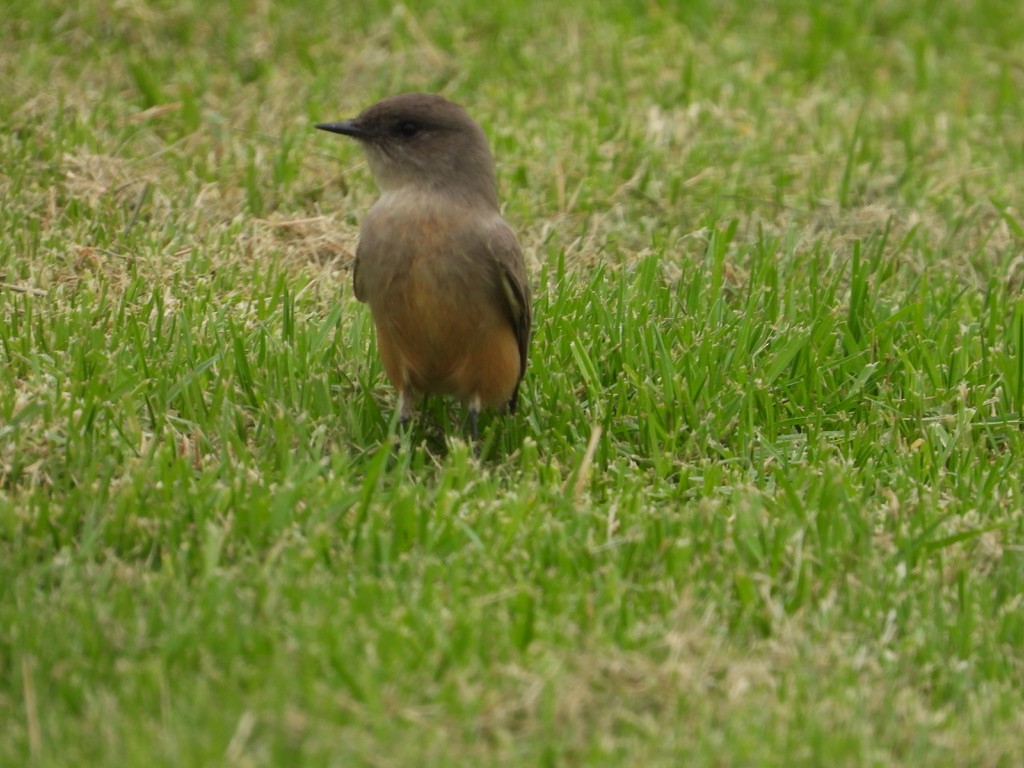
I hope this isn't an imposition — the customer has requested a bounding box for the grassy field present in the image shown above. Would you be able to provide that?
[2,0,1024,764]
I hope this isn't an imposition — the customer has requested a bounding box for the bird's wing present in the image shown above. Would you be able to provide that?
[485,220,532,411]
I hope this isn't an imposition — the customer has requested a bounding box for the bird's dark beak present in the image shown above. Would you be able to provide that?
[315,119,371,139]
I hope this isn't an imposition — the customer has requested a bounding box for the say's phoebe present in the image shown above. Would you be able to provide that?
[316,93,532,444]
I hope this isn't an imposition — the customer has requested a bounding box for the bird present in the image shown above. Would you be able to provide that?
[316,93,531,447]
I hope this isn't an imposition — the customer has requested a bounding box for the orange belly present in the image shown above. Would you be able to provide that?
[370,284,520,410]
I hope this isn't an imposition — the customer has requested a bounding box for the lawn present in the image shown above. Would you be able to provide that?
[2,0,1023,765]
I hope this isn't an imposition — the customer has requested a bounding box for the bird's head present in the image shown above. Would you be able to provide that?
[317,92,499,208]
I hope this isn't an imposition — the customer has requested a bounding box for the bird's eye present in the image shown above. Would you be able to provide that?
[395,121,421,137]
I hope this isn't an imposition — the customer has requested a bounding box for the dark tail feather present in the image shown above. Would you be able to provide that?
[508,382,520,414]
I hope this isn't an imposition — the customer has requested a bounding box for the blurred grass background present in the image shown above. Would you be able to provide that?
[2,1,1024,765]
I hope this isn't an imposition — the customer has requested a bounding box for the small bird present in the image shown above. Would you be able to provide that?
[316,93,531,445]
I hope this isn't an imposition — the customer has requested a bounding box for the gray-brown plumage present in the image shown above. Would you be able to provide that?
[316,93,531,442]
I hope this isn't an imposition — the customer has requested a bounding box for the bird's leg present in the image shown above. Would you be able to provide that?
[397,389,416,431]
[468,396,482,458]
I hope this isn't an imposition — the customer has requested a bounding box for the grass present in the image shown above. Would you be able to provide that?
[2,0,1024,765]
